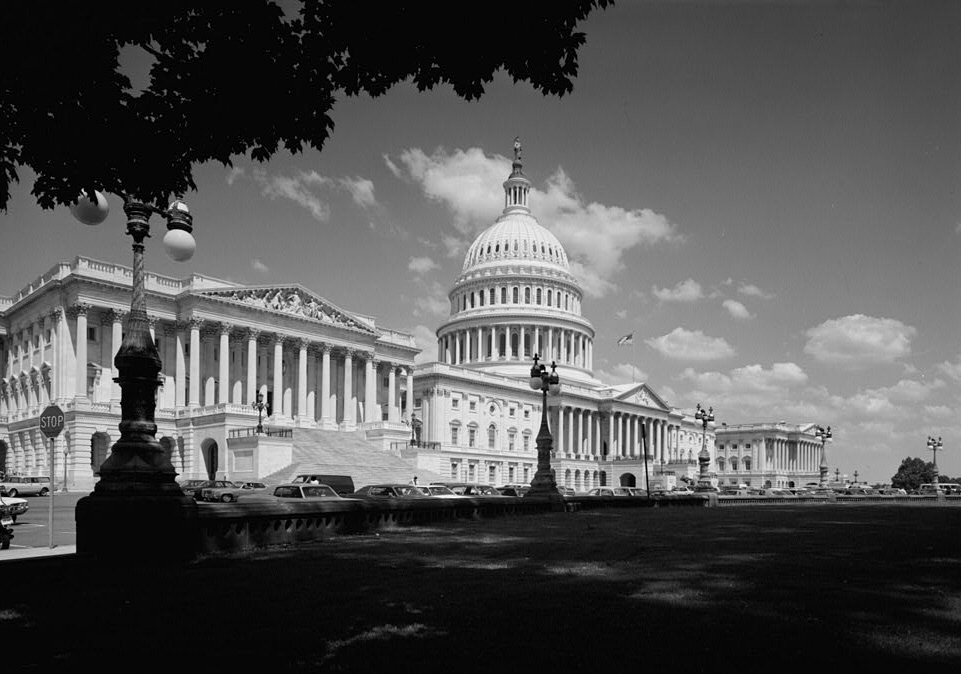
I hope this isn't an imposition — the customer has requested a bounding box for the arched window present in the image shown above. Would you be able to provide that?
[488,424,497,449]
[470,292,475,308]
[564,294,568,310]
[512,287,518,303]
[524,287,531,304]
[556,293,561,307]
[547,289,552,305]
[536,288,542,304]
[501,288,507,304]
[479,292,485,306]
[489,288,495,304]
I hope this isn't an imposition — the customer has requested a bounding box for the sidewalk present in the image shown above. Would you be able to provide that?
[0,543,76,561]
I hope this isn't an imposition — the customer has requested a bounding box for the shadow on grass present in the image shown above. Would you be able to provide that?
[3,505,960,671]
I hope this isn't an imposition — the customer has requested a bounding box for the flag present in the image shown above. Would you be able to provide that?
[617,333,633,346]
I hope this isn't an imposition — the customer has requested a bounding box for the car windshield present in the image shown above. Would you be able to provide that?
[397,486,427,496]
[302,485,337,497]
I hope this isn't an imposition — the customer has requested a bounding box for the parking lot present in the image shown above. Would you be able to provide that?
[3,502,960,671]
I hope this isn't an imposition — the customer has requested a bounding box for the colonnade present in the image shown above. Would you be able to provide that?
[551,406,675,462]
[439,324,592,369]
[764,437,825,474]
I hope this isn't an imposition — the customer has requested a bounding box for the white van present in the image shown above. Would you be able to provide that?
[919,483,960,495]
[0,475,52,497]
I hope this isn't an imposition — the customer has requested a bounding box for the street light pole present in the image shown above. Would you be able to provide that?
[695,403,715,488]
[927,436,943,486]
[527,354,562,501]
[815,425,833,487]
[253,393,267,434]
[75,195,199,561]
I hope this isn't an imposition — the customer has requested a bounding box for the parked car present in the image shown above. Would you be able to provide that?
[587,487,615,496]
[496,485,530,497]
[180,479,235,501]
[671,486,695,495]
[291,474,355,497]
[419,485,462,498]
[435,482,503,496]
[273,483,345,499]
[200,481,267,503]
[0,492,29,523]
[353,484,428,498]
[0,475,51,497]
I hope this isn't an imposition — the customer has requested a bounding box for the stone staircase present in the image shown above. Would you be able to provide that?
[260,428,444,489]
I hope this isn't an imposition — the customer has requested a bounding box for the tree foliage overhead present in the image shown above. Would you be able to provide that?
[0,0,612,211]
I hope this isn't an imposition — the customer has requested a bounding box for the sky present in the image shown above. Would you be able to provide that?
[1,1,959,484]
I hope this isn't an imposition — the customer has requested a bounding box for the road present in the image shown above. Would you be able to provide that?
[4,491,82,551]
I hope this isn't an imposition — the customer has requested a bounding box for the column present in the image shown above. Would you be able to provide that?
[174,322,186,407]
[405,369,414,418]
[492,328,500,360]
[465,330,472,363]
[547,327,553,361]
[187,318,202,406]
[297,338,309,421]
[565,406,573,457]
[245,329,259,405]
[476,327,483,361]
[365,357,378,422]
[321,345,331,424]
[607,413,614,458]
[454,332,461,364]
[218,323,231,405]
[272,335,284,418]
[387,364,398,422]
[73,304,89,397]
[519,325,526,360]
[506,326,513,360]
[110,310,125,402]
[343,349,355,425]
[555,404,564,455]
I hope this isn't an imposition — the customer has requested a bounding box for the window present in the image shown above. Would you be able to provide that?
[743,458,752,470]
[536,288,542,304]
[718,444,725,450]
[524,287,531,303]
[451,427,459,445]
[717,457,726,471]
[489,465,497,483]
[452,398,459,409]
[383,377,389,387]
[468,463,476,481]
[87,326,98,341]
[509,466,516,482]
[468,428,476,448]
[509,407,515,417]
[45,329,51,343]
[214,347,218,362]
[487,424,496,449]
[524,409,530,419]
[451,463,459,479]
[547,289,552,305]
[745,443,751,449]
[508,432,516,451]
[501,288,507,304]
[523,435,530,451]
[523,466,530,481]
[512,287,518,303]
[490,288,495,304]
[469,400,476,411]
[731,457,739,471]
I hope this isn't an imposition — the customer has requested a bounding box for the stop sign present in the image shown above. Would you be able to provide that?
[39,405,65,439]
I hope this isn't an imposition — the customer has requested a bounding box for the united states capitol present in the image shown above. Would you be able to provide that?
[0,147,826,492]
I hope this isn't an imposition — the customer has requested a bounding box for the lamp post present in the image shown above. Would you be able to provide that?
[74,193,199,561]
[695,403,715,488]
[835,468,840,483]
[853,470,859,485]
[927,436,943,486]
[815,425,833,487]
[527,354,562,499]
[253,393,267,434]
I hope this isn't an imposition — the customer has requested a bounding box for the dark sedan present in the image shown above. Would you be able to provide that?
[353,484,428,498]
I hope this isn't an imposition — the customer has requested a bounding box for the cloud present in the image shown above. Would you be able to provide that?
[676,362,809,412]
[255,169,332,221]
[595,363,649,385]
[409,325,438,364]
[646,328,735,361]
[844,378,944,417]
[412,280,450,318]
[251,258,269,274]
[652,279,703,303]
[804,314,916,367]
[226,166,245,186]
[253,169,379,221]
[338,176,378,209]
[389,146,681,298]
[738,283,774,299]
[615,309,627,319]
[937,355,961,382]
[383,154,402,179]
[408,256,439,275]
[722,299,753,320]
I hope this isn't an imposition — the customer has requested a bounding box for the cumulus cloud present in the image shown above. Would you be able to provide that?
[338,176,378,209]
[383,154,402,179]
[253,169,379,221]
[615,309,627,319]
[938,355,961,382]
[652,279,703,303]
[804,314,916,367]
[675,362,809,413]
[722,299,753,320]
[388,146,681,297]
[646,328,735,361]
[412,280,450,318]
[738,283,774,299]
[251,258,269,274]
[594,364,649,385]
[408,256,439,275]
[409,325,438,364]
[226,166,245,186]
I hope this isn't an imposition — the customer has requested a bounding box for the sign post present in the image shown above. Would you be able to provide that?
[39,405,65,549]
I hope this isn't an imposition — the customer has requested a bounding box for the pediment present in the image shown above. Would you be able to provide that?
[196,285,375,334]
[614,383,670,412]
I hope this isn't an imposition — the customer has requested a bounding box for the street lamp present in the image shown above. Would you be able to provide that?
[927,436,943,486]
[74,193,199,560]
[527,354,561,498]
[695,403,715,488]
[814,425,833,487]
[253,393,267,434]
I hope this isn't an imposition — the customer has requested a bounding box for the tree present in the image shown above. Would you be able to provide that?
[890,457,937,491]
[1,1,612,211]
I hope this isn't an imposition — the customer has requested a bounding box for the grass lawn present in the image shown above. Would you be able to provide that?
[4,504,960,671]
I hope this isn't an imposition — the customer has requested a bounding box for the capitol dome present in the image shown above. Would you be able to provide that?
[434,139,597,385]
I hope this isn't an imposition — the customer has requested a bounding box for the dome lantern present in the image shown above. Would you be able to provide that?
[503,136,531,214]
